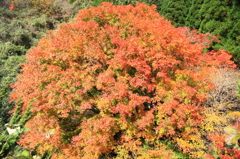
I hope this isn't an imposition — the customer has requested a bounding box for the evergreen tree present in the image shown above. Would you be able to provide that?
[225,0,240,63]
[158,0,240,64]
[158,0,190,27]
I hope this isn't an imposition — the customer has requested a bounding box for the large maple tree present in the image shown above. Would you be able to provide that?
[10,2,235,158]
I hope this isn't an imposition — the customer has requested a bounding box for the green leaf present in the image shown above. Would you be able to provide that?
[224,125,237,135]
[16,150,31,158]
[21,150,31,157]
[49,129,55,135]
[224,125,240,145]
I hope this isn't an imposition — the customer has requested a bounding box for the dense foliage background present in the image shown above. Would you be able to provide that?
[157,0,240,65]
[0,0,239,158]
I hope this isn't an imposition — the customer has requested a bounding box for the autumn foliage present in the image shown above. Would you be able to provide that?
[9,4,16,11]
[10,2,236,158]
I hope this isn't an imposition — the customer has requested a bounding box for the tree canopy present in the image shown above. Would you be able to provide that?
[10,2,236,158]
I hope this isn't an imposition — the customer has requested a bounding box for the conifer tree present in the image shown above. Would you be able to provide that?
[158,0,189,27]
[158,0,240,63]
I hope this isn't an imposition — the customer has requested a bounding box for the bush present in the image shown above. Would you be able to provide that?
[0,42,27,58]
[0,55,26,124]
[0,6,18,19]
[201,68,240,150]
[0,19,35,49]
[10,2,235,158]
[12,0,90,17]
[71,0,93,16]
[206,68,240,112]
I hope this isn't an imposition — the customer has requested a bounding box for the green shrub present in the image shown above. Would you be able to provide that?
[0,7,17,19]
[0,55,26,124]
[0,42,27,58]
[0,19,34,49]
[104,0,157,6]
[71,0,93,15]
[0,103,32,158]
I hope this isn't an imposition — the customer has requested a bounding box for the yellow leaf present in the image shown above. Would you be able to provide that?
[224,125,239,145]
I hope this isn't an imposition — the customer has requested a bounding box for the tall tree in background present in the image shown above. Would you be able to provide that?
[158,0,190,27]
[185,0,202,29]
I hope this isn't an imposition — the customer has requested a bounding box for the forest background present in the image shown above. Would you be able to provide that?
[0,0,239,158]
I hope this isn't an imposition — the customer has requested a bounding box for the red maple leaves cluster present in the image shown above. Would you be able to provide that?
[9,4,15,11]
